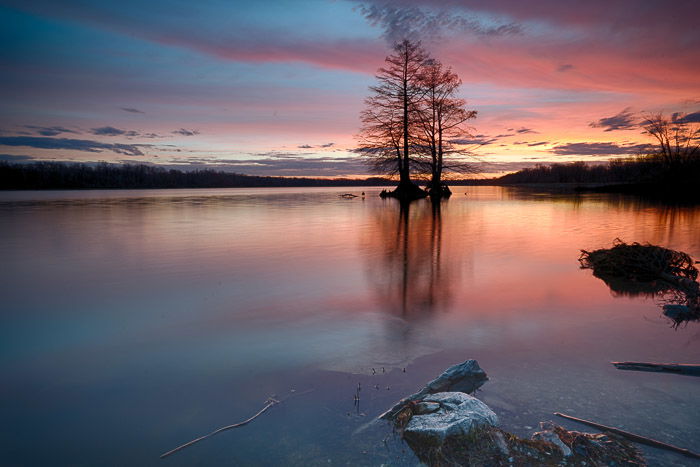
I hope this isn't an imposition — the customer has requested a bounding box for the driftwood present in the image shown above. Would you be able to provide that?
[611,361,700,376]
[554,412,700,460]
[160,389,314,459]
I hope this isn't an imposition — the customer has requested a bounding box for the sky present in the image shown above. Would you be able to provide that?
[1,0,699,178]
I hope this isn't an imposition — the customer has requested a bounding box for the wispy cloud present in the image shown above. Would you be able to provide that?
[515,127,537,134]
[672,111,700,124]
[172,128,200,136]
[91,126,138,137]
[450,136,497,145]
[90,126,165,138]
[25,125,80,137]
[0,154,35,162]
[120,107,144,114]
[589,108,638,131]
[551,142,650,156]
[170,155,368,177]
[357,2,522,44]
[297,142,335,149]
[0,136,146,156]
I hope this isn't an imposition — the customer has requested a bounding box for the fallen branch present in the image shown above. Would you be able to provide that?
[612,361,700,377]
[160,389,314,459]
[554,412,700,460]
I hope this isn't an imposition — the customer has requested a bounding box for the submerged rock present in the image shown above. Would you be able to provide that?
[379,359,488,421]
[403,392,498,444]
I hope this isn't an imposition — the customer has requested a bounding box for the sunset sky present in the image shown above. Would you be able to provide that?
[1,0,699,177]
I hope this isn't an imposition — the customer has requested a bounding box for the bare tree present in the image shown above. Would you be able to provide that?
[357,39,429,200]
[358,95,404,176]
[642,112,699,169]
[413,59,477,196]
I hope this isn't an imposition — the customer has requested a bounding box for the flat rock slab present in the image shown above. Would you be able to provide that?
[422,359,488,394]
[380,359,488,420]
[404,392,498,442]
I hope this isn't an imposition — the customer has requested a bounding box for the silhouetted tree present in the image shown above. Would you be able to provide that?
[357,39,429,200]
[413,59,477,197]
[642,112,699,170]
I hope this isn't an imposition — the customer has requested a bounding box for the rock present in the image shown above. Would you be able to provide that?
[413,401,440,415]
[532,421,572,457]
[423,359,488,394]
[380,361,646,465]
[380,359,488,420]
[403,392,498,443]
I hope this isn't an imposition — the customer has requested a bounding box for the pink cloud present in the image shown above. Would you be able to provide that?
[358,0,699,95]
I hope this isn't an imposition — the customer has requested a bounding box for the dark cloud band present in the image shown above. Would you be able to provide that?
[0,136,145,156]
[551,142,650,156]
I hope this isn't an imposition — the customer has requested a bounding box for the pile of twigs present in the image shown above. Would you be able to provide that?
[579,239,698,283]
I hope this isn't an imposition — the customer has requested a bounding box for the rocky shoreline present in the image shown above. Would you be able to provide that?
[382,360,646,466]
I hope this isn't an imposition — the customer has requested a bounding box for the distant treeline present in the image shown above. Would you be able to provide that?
[0,162,393,190]
[494,156,700,186]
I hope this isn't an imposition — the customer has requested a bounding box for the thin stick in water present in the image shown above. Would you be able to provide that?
[553,412,700,460]
[160,398,278,459]
[160,389,314,459]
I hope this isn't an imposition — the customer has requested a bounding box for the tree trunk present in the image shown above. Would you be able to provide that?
[401,75,410,184]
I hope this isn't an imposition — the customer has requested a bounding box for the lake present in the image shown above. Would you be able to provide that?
[1,186,699,466]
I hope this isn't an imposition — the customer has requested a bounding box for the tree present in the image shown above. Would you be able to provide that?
[357,39,429,200]
[642,112,699,170]
[413,59,477,197]
[357,92,404,176]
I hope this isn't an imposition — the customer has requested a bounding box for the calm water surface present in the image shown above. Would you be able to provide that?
[1,186,699,466]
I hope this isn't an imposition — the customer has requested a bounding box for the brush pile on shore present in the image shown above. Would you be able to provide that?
[579,238,697,284]
[579,239,700,326]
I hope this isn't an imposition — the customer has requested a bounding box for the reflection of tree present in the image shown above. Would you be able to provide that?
[364,199,457,317]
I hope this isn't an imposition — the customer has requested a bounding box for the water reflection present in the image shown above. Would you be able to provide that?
[501,186,700,248]
[2,187,700,466]
[364,199,459,318]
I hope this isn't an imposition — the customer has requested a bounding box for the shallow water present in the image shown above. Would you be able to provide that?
[1,186,699,466]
